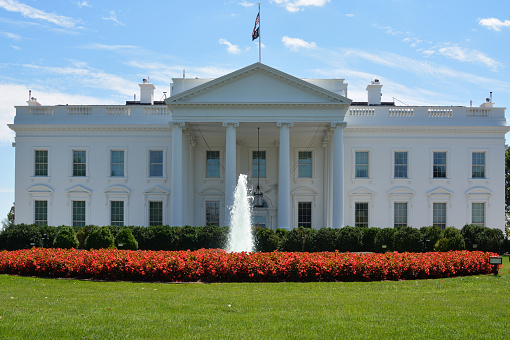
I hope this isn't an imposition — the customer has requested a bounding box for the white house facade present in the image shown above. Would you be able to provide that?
[9,63,509,231]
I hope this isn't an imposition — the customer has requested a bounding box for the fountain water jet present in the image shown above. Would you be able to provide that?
[227,174,254,252]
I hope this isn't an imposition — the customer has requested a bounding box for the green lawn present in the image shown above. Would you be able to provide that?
[0,256,508,340]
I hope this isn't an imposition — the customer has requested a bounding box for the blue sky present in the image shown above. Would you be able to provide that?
[0,0,509,222]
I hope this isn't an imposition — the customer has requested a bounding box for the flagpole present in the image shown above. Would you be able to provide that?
[258,3,261,63]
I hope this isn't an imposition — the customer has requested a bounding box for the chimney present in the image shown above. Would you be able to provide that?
[139,78,155,105]
[27,91,41,106]
[366,79,382,106]
[480,92,495,108]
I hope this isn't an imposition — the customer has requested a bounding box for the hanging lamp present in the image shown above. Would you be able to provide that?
[253,127,264,208]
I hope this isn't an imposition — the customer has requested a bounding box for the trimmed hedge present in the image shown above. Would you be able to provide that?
[0,223,507,253]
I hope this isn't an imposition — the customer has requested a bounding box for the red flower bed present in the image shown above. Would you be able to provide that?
[0,248,498,282]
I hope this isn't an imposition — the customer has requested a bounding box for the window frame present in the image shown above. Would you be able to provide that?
[205,150,221,179]
[471,202,485,227]
[70,147,89,178]
[148,149,165,178]
[352,148,372,180]
[252,150,267,178]
[72,200,86,227]
[432,202,447,230]
[110,200,125,227]
[297,151,312,178]
[392,149,410,180]
[109,148,127,178]
[431,150,448,180]
[149,201,164,226]
[354,202,369,228]
[470,150,487,180]
[34,148,49,177]
[297,201,312,228]
[34,200,48,226]
[205,200,221,226]
[393,202,408,228]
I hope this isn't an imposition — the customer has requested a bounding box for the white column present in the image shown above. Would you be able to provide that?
[170,122,185,227]
[277,122,292,229]
[223,121,239,226]
[332,122,346,228]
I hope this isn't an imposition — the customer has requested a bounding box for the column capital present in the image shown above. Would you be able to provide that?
[169,121,186,128]
[276,122,293,128]
[330,122,347,128]
[222,121,239,128]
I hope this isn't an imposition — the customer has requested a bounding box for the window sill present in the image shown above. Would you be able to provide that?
[146,177,167,183]
[390,178,412,185]
[30,176,51,182]
[429,178,450,184]
[107,177,128,183]
[352,178,372,184]
[68,176,89,183]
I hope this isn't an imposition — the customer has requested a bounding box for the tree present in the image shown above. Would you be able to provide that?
[1,204,14,231]
[506,146,510,215]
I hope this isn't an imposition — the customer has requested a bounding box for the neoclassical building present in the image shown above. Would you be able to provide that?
[9,63,509,231]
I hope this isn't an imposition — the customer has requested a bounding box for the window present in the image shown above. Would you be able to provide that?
[433,152,447,178]
[206,151,220,178]
[110,150,124,177]
[73,150,87,177]
[110,201,124,227]
[149,150,163,177]
[355,202,369,227]
[252,215,266,228]
[394,203,408,228]
[205,201,220,226]
[149,201,163,226]
[34,200,48,226]
[252,151,266,178]
[298,151,312,178]
[433,202,446,229]
[298,202,312,228]
[394,151,408,178]
[472,203,485,227]
[72,201,86,227]
[35,150,48,176]
[472,152,485,178]
[355,151,369,178]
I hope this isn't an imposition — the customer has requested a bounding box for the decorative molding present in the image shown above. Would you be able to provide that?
[169,121,186,128]
[222,121,240,128]
[344,126,510,134]
[276,122,294,128]
[9,124,171,132]
[170,102,348,109]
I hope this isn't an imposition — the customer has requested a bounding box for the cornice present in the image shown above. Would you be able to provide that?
[344,125,510,134]
[9,124,171,132]
[170,102,348,109]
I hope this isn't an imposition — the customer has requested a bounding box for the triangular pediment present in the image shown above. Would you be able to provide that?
[166,63,351,106]
[66,185,92,195]
[349,187,376,196]
[427,187,454,197]
[143,186,170,195]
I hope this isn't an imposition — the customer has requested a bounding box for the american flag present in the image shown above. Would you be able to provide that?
[252,13,260,41]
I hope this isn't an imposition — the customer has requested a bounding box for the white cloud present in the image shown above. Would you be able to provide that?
[426,43,503,71]
[77,1,91,8]
[272,0,330,13]
[102,10,125,26]
[282,36,317,51]
[219,39,242,54]
[10,45,20,49]
[478,17,510,31]
[345,13,354,17]
[0,31,21,40]
[238,1,254,7]
[79,43,138,51]
[0,0,79,28]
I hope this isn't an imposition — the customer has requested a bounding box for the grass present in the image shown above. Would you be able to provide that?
[0,255,508,339]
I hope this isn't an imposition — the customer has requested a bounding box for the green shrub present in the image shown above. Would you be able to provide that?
[0,224,43,250]
[76,225,98,249]
[312,228,338,252]
[39,225,58,248]
[374,228,395,252]
[254,227,280,252]
[279,227,316,252]
[115,228,138,250]
[434,227,465,251]
[478,228,504,253]
[142,225,179,250]
[196,225,229,249]
[360,227,380,252]
[420,226,443,252]
[393,226,422,252]
[176,225,199,250]
[336,226,363,252]
[84,226,115,250]
[461,224,485,250]
[54,226,79,249]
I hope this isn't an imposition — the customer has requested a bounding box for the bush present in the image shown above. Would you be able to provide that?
[360,227,380,252]
[420,226,443,252]
[54,226,79,249]
[143,225,179,251]
[176,225,199,250]
[39,225,58,248]
[0,224,43,250]
[336,226,363,252]
[393,226,422,252]
[115,228,138,250]
[279,227,316,252]
[254,227,280,252]
[76,225,98,249]
[461,224,485,251]
[374,228,395,252]
[478,228,504,253]
[434,227,465,251]
[312,228,338,252]
[85,226,115,250]
[196,225,229,249]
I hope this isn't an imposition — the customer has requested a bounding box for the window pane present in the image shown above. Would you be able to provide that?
[298,151,312,178]
[35,150,48,176]
[472,203,485,227]
[472,152,485,178]
[433,202,446,229]
[394,151,407,178]
[252,215,266,228]
[111,151,124,177]
[206,151,220,178]
[149,150,163,177]
[433,152,446,178]
[34,200,48,226]
[355,151,369,178]
[394,202,407,228]
[110,201,124,227]
[253,151,266,178]
[355,202,369,227]
[206,201,220,226]
[298,202,312,228]
[73,150,86,176]
[149,201,163,226]
[72,201,86,227]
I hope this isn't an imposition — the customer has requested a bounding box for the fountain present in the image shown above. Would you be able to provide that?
[227,174,254,252]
